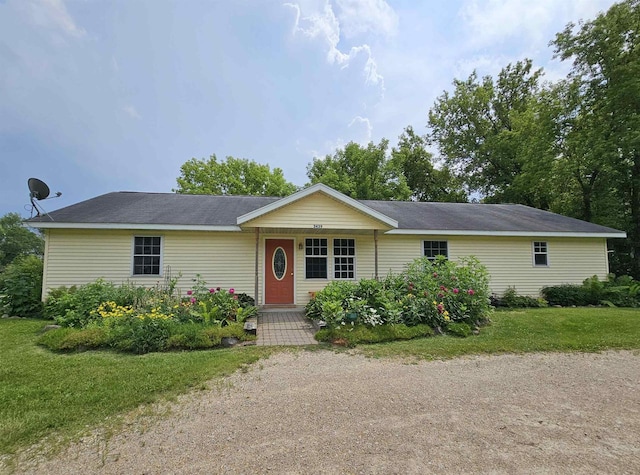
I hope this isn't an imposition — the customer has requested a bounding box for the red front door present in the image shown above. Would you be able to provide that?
[265,239,294,304]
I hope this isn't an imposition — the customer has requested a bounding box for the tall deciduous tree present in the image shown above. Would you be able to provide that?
[0,213,44,270]
[174,155,298,196]
[428,59,546,206]
[553,0,640,277]
[307,140,411,200]
[391,126,467,202]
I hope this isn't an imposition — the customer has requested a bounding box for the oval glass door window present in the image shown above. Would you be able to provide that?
[273,247,287,280]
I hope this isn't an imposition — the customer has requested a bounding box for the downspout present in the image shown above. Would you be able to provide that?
[254,227,260,305]
[374,229,379,280]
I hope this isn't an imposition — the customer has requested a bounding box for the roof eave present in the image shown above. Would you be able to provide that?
[385,229,627,238]
[26,222,243,232]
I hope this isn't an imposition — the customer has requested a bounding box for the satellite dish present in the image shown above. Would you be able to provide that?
[28,178,51,200]
[27,178,62,218]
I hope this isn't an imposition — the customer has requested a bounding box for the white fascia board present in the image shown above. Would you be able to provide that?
[385,229,627,238]
[26,222,243,232]
[236,183,398,228]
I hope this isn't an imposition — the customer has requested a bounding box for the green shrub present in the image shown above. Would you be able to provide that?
[446,322,472,338]
[495,287,547,308]
[315,323,434,346]
[0,255,43,318]
[542,284,597,306]
[38,327,109,351]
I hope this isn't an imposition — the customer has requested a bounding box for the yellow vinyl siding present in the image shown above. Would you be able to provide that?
[43,229,255,297]
[43,229,610,304]
[244,193,390,230]
[449,236,609,296]
[377,235,609,296]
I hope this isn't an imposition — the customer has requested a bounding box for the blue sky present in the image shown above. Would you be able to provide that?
[0,0,619,217]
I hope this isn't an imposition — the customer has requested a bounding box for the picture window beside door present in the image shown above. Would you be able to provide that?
[305,238,327,278]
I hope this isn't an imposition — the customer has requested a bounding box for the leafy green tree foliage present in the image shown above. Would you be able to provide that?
[391,126,467,202]
[552,0,640,277]
[0,255,43,317]
[174,155,298,196]
[428,60,546,206]
[307,139,411,200]
[0,213,44,270]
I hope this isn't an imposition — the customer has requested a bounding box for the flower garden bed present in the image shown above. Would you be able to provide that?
[39,276,257,354]
[306,256,492,345]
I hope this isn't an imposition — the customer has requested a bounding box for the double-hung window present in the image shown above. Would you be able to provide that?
[533,241,548,266]
[423,240,448,261]
[333,238,355,279]
[133,236,162,275]
[305,238,328,279]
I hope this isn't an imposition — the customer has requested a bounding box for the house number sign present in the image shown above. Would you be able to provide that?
[313,224,323,229]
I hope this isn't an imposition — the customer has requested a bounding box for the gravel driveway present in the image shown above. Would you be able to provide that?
[14,350,640,474]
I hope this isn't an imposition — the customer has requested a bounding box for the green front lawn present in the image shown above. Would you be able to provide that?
[2,307,640,460]
[0,319,273,459]
[361,307,640,359]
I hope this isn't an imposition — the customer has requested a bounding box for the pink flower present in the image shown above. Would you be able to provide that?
[186,290,193,296]
[439,285,447,291]
[468,289,475,295]
[233,295,238,300]
[453,288,459,294]
[209,288,215,293]
[432,272,438,278]
[229,288,235,294]
[437,304,444,314]
[190,297,196,303]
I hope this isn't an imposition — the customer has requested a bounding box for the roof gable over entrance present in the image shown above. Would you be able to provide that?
[237,183,397,230]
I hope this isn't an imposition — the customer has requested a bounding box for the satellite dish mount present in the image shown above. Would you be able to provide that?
[28,178,61,218]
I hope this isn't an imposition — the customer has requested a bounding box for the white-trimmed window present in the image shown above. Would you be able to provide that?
[533,241,548,266]
[305,238,328,279]
[133,236,162,275]
[423,240,448,260]
[334,238,355,279]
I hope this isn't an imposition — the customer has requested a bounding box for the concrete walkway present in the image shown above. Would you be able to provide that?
[256,309,318,346]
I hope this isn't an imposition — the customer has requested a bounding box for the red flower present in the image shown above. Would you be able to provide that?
[468,289,475,295]
[437,304,444,314]
[439,285,447,291]
[186,290,193,296]
[209,288,215,293]
[216,287,221,291]
[453,288,459,294]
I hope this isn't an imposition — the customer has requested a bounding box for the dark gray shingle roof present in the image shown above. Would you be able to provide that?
[29,191,623,235]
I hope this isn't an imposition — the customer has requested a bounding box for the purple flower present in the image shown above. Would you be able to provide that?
[186,290,193,296]
[229,288,235,294]
[209,288,216,293]
[216,287,221,291]
[190,297,196,303]
[453,288,459,294]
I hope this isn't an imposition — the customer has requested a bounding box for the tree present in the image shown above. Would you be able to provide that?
[174,155,298,196]
[307,139,411,200]
[0,213,44,270]
[391,126,467,202]
[428,60,547,206]
[552,0,640,277]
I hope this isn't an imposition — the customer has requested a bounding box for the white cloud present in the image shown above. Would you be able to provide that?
[348,115,372,142]
[284,1,385,92]
[459,0,615,49]
[335,0,398,38]
[20,0,86,38]
[122,105,141,120]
